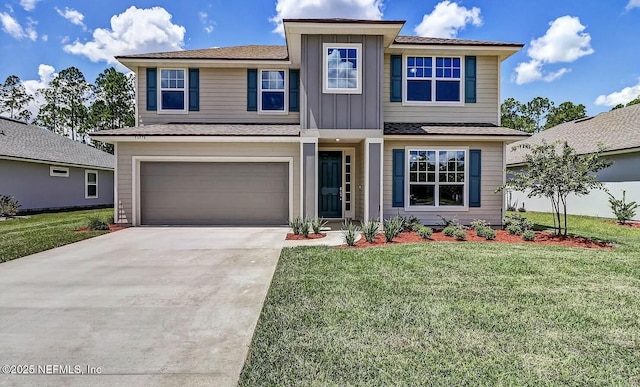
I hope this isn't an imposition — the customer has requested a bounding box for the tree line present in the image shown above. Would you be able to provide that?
[0,67,135,153]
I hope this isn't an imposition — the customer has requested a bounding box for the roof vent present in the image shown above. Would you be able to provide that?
[574,116,594,124]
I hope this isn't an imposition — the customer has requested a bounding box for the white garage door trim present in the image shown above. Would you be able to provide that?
[132,156,294,226]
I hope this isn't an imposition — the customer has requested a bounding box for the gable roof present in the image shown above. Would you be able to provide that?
[394,36,523,47]
[0,117,115,169]
[384,122,530,137]
[507,104,640,165]
[117,45,289,61]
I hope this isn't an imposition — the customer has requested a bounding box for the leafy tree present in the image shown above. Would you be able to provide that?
[498,141,610,236]
[545,101,587,129]
[611,95,640,111]
[502,97,591,132]
[501,97,534,132]
[0,75,33,122]
[525,97,553,133]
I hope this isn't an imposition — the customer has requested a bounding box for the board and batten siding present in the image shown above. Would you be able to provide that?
[137,67,300,126]
[115,142,300,225]
[383,140,506,226]
[383,55,500,125]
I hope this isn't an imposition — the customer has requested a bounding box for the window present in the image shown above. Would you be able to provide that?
[259,70,287,112]
[49,166,69,177]
[85,170,98,199]
[323,43,362,94]
[405,56,462,103]
[159,69,187,111]
[407,149,466,208]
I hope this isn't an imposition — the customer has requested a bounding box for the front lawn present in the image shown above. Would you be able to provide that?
[240,213,640,385]
[0,208,113,263]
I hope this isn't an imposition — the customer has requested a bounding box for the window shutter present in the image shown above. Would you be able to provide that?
[465,56,477,103]
[188,68,199,111]
[390,55,402,102]
[146,68,157,111]
[392,149,405,207]
[289,69,300,112]
[247,69,258,111]
[469,149,481,207]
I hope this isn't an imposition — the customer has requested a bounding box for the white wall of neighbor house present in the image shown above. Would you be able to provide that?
[115,142,300,225]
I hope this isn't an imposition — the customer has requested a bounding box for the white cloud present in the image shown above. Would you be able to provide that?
[270,0,383,36]
[626,0,640,11]
[414,1,482,38]
[0,12,37,41]
[22,64,57,119]
[19,0,41,11]
[63,6,186,64]
[41,34,47,42]
[56,7,86,29]
[199,11,214,34]
[514,16,593,85]
[595,79,640,106]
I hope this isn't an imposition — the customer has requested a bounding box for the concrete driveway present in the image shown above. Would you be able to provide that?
[0,227,287,387]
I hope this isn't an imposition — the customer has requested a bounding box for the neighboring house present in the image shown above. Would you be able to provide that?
[92,18,528,226]
[0,117,114,212]
[506,104,640,220]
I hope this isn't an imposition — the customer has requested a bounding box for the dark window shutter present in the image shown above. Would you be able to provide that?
[146,68,157,111]
[392,149,405,207]
[465,56,477,103]
[289,69,299,112]
[247,69,258,111]
[390,55,402,102]
[188,68,199,111]
[469,149,481,207]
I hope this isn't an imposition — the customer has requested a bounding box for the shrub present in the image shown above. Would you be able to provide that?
[403,215,422,231]
[300,218,312,238]
[416,226,433,240]
[383,216,404,242]
[504,213,533,232]
[443,226,457,237]
[608,191,639,225]
[476,226,490,238]
[362,220,380,243]
[341,220,360,246]
[107,215,115,225]
[522,230,536,241]
[483,228,496,240]
[517,204,527,213]
[453,229,467,241]
[470,219,490,231]
[311,217,328,234]
[289,217,303,235]
[0,195,20,217]
[437,215,461,229]
[87,215,109,231]
[506,224,523,235]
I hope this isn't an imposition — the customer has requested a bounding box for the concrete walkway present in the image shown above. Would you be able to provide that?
[0,227,287,387]
[283,230,360,247]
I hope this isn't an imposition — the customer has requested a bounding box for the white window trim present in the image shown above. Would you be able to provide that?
[85,170,98,199]
[157,68,188,114]
[404,147,469,212]
[258,69,288,115]
[402,55,464,107]
[49,166,69,177]
[322,43,363,95]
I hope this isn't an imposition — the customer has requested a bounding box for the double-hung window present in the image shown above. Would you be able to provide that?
[260,70,287,112]
[323,43,362,94]
[85,170,98,199]
[160,69,187,111]
[407,149,466,208]
[405,56,462,103]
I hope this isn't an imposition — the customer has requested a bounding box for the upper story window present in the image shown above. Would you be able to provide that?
[405,56,462,104]
[260,70,287,113]
[323,43,362,94]
[160,69,187,112]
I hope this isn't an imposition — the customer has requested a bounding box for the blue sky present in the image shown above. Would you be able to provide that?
[1,0,639,116]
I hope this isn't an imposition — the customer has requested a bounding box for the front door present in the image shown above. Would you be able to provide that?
[319,151,342,218]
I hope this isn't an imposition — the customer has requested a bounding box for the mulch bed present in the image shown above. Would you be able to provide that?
[343,230,612,250]
[607,221,640,229]
[75,224,129,233]
[286,233,327,240]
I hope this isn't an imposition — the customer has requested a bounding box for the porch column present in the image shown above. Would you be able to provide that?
[365,139,383,222]
[301,141,317,218]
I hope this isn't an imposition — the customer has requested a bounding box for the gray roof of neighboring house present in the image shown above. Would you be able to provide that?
[506,104,640,165]
[0,117,115,169]
[93,124,301,137]
[384,122,530,137]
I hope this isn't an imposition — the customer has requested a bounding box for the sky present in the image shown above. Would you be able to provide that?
[1,0,639,117]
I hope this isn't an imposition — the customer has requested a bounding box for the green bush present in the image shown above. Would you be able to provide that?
[403,215,422,231]
[504,213,533,232]
[416,226,433,240]
[107,214,115,225]
[453,229,467,241]
[311,217,328,234]
[289,217,303,235]
[470,219,490,231]
[608,191,639,225]
[483,228,496,240]
[443,226,457,237]
[300,218,312,238]
[341,220,361,246]
[506,224,523,235]
[517,205,527,213]
[476,226,490,238]
[383,216,404,242]
[87,215,109,231]
[437,215,461,229]
[0,195,20,217]
[362,220,380,243]
[522,230,536,241]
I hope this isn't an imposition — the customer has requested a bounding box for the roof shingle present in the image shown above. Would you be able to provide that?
[394,35,523,47]
[117,45,289,60]
[384,122,530,136]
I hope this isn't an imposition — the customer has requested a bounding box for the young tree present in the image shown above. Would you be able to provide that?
[498,141,610,236]
[545,101,587,129]
[0,75,33,122]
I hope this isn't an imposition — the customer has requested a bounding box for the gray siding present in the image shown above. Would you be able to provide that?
[302,143,317,217]
[368,142,381,220]
[599,153,640,182]
[355,141,365,221]
[0,159,113,211]
[301,35,384,130]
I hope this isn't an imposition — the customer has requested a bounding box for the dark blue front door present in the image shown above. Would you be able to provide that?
[319,151,342,218]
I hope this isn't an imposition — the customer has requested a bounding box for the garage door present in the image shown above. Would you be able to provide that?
[140,162,289,225]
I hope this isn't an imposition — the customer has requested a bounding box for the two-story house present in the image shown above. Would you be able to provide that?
[93,18,528,226]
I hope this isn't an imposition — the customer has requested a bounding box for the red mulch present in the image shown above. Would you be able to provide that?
[75,224,129,233]
[607,221,640,229]
[286,232,327,240]
[342,230,612,250]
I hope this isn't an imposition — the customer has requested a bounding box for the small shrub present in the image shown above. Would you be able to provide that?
[403,215,422,231]
[361,220,380,243]
[470,219,490,231]
[383,216,404,242]
[443,225,457,237]
[453,229,467,241]
[483,228,496,240]
[476,226,489,237]
[608,191,639,225]
[289,217,303,235]
[506,224,523,235]
[311,217,328,234]
[506,191,518,212]
[437,215,461,229]
[107,215,115,225]
[342,220,361,246]
[522,230,536,241]
[504,213,533,232]
[517,204,527,213]
[416,226,433,240]
[0,195,20,217]
[300,218,312,238]
[87,215,109,231]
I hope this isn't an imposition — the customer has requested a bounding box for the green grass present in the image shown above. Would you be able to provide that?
[0,208,113,263]
[240,213,640,385]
